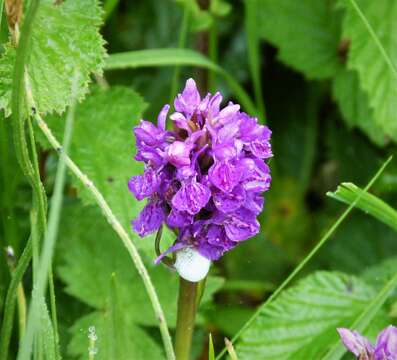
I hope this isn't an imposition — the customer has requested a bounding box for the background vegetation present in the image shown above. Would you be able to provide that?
[1,0,397,359]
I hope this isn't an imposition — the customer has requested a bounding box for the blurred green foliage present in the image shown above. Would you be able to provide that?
[1,0,397,359]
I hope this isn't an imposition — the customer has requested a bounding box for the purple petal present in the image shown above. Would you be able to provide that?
[135,144,165,168]
[166,141,191,167]
[154,242,186,264]
[215,103,240,125]
[172,178,211,215]
[374,325,397,360]
[170,112,191,133]
[208,159,242,193]
[194,224,234,260]
[132,200,165,237]
[213,185,245,213]
[224,208,259,241]
[174,78,201,118]
[241,158,271,192]
[337,328,374,358]
[133,120,164,147]
[167,208,194,228]
[244,191,264,214]
[157,104,170,131]
[128,169,159,200]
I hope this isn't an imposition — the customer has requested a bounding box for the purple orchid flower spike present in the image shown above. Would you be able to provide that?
[128,78,272,270]
[338,325,397,360]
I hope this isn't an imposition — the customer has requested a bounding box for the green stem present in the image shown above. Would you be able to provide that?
[0,239,32,360]
[175,278,199,360]
[16,282,27,339]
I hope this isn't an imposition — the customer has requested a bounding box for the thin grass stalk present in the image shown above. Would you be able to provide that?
[17,71,78,360]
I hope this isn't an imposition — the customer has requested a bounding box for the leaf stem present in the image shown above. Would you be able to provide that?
[175,278,199,360]
[33,100,176,360]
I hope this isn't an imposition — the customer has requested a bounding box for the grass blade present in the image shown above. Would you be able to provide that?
[208,334,215,360]
[105,48,257,117]
[17,71,78,360]
[327,182,397,232]
[0,239,32,360]
[215,156,393,359]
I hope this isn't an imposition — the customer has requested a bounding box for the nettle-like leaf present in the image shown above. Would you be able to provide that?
[67,278,164,360]
[0,0,106,115]
[340,0,397,141]
[236,271,385,359]
[41,86,171,256]
[57,202,223,359]
[257,0,342,79]
[332,69,387,146]
[57,202,179,327]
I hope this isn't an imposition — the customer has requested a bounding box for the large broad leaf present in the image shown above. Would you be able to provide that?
[340,0,397,141]
[256,0,342,79]
[332,69,387,146]
[56,202,179,328]
[235,272,383,359]
[67,276,164,360]
[57,202,223,330]
[41,86,173,256]
[0,0,106,115]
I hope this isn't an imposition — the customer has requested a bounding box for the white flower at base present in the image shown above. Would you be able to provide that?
[174,247,211,282]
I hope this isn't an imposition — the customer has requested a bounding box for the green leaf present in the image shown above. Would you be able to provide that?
[327,182,397,232]
[35,295,60,360]
[67,275,163,360]
[40,86,169,256]
[235,272,381,359]
[104,48,258,119]
[208,334,215,360]
[257,0,342,79]
[57,201,222,329]
[332,69,387,146]
[0,0,106,115]
[323,270,397,359]
[56,202,179,327]
[340,0,397,141]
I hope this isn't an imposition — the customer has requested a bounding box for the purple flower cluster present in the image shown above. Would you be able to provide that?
[128,79,272,260]
[338,326,397,359]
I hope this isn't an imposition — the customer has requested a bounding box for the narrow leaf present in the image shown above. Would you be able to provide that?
[104,48,257,117]
[327,182,397,232]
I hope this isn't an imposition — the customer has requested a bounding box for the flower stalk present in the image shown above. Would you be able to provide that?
[175,278,202,360]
